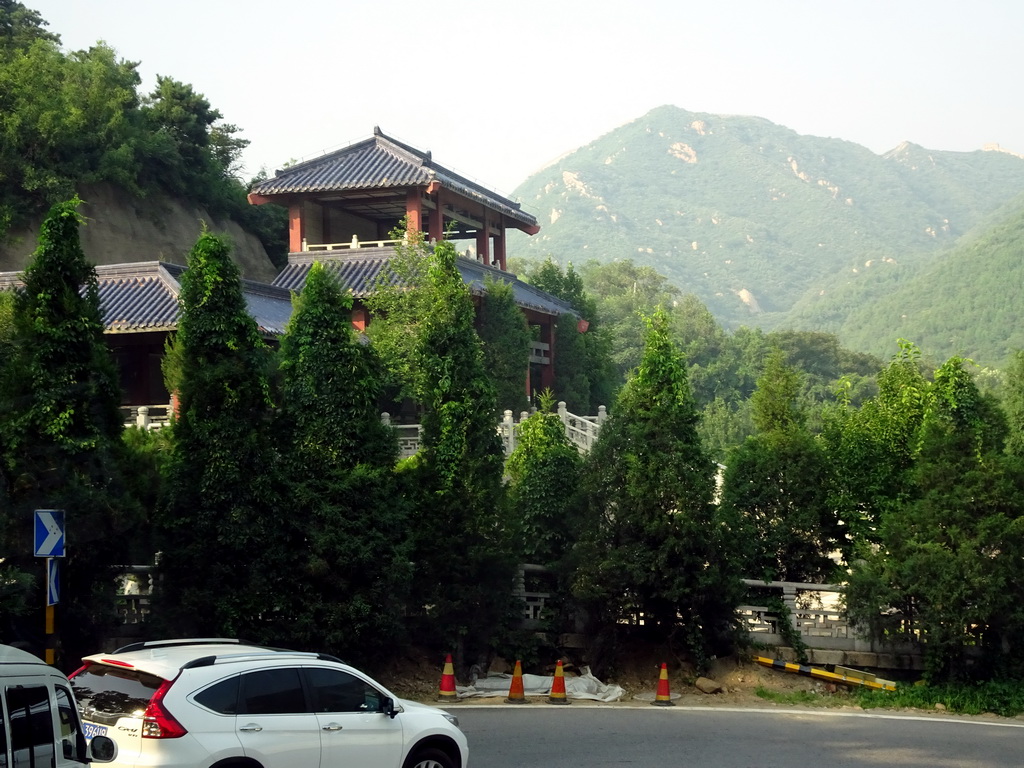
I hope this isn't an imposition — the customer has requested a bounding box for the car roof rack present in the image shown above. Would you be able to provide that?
[112,638,256,654]
[181,651,345,669]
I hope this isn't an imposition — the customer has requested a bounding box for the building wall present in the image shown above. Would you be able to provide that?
[325,208,378,244]
[302,200,324,246]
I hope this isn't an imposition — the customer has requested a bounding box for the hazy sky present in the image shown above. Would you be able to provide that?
[27,0,1024,199]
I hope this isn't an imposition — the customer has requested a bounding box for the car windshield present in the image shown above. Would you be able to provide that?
[70,665,163,723]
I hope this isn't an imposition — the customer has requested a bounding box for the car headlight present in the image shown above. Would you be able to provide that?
[442,713,460,728]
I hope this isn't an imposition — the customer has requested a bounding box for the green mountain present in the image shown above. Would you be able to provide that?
[507,105,1024,359]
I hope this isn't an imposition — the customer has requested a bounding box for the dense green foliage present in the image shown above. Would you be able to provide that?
[478,276,531,414]
[0,198,144,664]
[155,232,287,640]
[506,393,584,564]
[574,307,743,669]
[722,351,842,582]
[275,262,411,664]
[842,352,1024,681]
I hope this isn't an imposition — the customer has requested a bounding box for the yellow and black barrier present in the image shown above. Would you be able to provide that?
[754,655,896,692]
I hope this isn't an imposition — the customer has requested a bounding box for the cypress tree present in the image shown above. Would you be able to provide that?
[410,239,514,675]
[575,306,742,669]
[155,231,285,640]
[0,198,142,663]
[275,262,411,664]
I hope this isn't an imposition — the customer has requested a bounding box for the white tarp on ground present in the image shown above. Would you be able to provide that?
[455,666,624,702]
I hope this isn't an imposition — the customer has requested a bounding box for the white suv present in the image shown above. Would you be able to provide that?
[68,639,467,768]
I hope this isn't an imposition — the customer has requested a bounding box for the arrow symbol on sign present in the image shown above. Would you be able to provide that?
[38,511,62,555]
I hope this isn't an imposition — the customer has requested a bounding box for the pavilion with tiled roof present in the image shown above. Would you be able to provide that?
[248,126,539,271]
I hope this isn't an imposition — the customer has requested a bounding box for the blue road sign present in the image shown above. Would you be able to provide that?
[46,558,59,606]
[34,510,65,558]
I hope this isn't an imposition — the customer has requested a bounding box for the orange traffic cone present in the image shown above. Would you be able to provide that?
[547,659,570,705]
[438,653,457,701]
[505,660,528,704]
[652,662,674,706]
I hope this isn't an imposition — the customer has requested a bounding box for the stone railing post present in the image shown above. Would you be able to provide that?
[380,412,391,426]
[135,406,150,429]
[502,410,515,457]
[557,401,568,425]
[597,405,607,425]
[782,584,799,634]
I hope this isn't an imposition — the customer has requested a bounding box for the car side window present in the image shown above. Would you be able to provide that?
[194,676,239,715]
[54,686,84,761]
[239,669,308,715]
[305,668,382,714]
[6,686,55,768]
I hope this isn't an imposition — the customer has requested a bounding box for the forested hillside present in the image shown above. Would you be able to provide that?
[791,195,1024,368]
[508,105,1024,352]
[0,2,287,271]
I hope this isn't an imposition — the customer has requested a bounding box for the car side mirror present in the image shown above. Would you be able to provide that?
[89,735,118,763]
[381,696,399,719]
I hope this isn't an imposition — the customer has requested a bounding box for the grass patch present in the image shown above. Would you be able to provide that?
[856,681,1024,717]
[754,679,1024,717]
[754,685,847,707]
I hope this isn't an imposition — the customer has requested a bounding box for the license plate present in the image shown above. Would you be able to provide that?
[83,722,108,740]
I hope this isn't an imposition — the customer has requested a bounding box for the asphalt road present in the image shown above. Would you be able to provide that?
[455,704,1024,767]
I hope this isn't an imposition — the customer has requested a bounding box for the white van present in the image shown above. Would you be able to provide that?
[1,644,117,767]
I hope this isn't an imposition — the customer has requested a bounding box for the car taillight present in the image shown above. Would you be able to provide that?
[141,680,187,739]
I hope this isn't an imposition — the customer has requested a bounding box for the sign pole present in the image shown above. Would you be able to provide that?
[34,510,65,666]
[44,599,55,665]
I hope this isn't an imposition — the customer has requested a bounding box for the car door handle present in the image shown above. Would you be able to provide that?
[239,724,263,732]
[322,723,344,731]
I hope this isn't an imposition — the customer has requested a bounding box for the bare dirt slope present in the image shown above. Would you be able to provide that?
[0,183,278,282]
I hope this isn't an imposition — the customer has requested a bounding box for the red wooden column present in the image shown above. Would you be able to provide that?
[405,189,423,234]
[540,320,556,390]
[493,224,507,270]
[476,209,490,264]
[428,188,444,243]
[288,202,305,253]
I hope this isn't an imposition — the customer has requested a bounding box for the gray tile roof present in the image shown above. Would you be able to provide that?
[250,128,538,230]
[95,262,293,335]
[275,249,577,318]
[0,262,294,336]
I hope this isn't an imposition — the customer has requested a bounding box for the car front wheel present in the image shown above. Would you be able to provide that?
[405,747,456,768]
